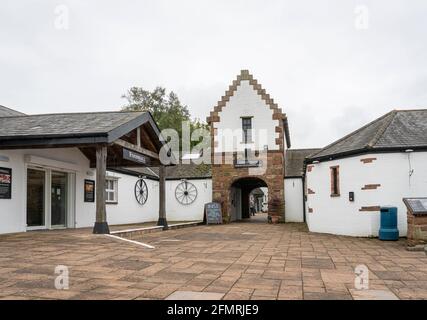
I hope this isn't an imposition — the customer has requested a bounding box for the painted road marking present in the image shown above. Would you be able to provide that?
[104,234,155,249]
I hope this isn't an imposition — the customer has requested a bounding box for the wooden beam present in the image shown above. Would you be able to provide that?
[113,139,159,160]
[93,145,110,234]
[157,165,168,230]
[137,127,141,147]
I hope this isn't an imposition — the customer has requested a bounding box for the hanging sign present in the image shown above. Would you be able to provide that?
[84,179,95,202]
[123,148,149,165]
[0,167,12,199]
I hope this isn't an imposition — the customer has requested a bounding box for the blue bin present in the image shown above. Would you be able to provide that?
[379,207,399,241]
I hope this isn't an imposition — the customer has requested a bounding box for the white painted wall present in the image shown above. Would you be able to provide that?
[214,80,280,153]
[306,152,427,237]
[285,178,304,222]
[0,148,96,234]
[261,187,268,212]
[105,174,159,226]
[165,179,212,221]
[0,148,206,234]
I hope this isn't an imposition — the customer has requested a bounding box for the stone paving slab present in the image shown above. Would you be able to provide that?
[166,291,224,300]
[0,215,427,300]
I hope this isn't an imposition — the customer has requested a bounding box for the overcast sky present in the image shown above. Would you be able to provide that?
[1,0,426,148]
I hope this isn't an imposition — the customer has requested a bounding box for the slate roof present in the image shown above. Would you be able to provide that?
[285,148,321,177]
[0,105,25,117]
[152,164,212,180]
[0,111,167,151]
[116,164,212,180]
[308,109,427,161]
[0,111,146,138]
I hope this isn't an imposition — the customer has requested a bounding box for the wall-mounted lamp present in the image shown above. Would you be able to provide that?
[312,160,320,164]
[0,155,10,162]
[405,149,414,153]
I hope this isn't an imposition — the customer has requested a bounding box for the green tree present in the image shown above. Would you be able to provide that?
[121,86,208,150]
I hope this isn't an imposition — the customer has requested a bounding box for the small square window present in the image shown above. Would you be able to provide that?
[106,178,118,203]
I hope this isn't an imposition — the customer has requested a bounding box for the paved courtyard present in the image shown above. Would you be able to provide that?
[0,214,426,300]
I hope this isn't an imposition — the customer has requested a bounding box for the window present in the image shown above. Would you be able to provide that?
[241,117,252,143]
[106,178,118,203]
[330,166,340,197]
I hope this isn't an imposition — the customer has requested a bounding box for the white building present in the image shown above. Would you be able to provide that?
[305,109,427,237]
[0,108,172,234]
[2,80,425,239]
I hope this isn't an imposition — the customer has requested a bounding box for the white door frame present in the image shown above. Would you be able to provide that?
[25,165,76,231]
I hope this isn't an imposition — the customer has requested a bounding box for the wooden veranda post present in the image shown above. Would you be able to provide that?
[93,145,110,234]
[157,165,168,230]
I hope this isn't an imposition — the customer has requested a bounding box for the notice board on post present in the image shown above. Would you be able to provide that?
[204,202,223,225]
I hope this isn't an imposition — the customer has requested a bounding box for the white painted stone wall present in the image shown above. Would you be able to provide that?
[214,80,280,153]
[285,178,304,222]
[306,151,427,237]
[165,179,212,221]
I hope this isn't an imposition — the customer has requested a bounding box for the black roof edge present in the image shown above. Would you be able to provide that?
[283,118,291,148]
[166,176,212,181]
[107,167,212,181]
[107,167,159,181]
[0,135,108,148]
[305,145,427,164]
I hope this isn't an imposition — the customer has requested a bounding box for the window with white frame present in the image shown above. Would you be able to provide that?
[106,178,118,203]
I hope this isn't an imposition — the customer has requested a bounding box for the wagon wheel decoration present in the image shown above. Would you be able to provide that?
[134,178,148,205]
[175,180,198,205]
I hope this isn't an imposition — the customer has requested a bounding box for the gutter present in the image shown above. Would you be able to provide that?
[305,146,427,164]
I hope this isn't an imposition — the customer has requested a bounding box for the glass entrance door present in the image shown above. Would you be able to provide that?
[51,171,68,227]
[26,168,46,228]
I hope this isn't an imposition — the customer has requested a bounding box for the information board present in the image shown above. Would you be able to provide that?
[84,179,95,202]
[403,198,427,215]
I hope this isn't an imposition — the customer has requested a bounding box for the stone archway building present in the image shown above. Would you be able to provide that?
[207,70,291,223]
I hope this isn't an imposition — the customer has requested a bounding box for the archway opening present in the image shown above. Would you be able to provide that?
[229,177,268,222]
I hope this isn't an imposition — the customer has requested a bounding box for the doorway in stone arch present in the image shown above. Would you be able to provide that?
[229,177,269,223]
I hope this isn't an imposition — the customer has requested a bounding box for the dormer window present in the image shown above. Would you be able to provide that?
[241,117,253,143]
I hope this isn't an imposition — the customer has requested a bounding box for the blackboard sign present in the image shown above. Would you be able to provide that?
[403,198,427,215]
[0,167,12,199]
[204,202,223,224]
[84,179,95,202]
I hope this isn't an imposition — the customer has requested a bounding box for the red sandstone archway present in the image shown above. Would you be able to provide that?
[229,177,268,221]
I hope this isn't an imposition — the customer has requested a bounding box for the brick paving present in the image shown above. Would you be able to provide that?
[0,214,426,300]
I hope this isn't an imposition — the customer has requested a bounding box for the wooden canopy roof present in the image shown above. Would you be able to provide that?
[0,111,172,167]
